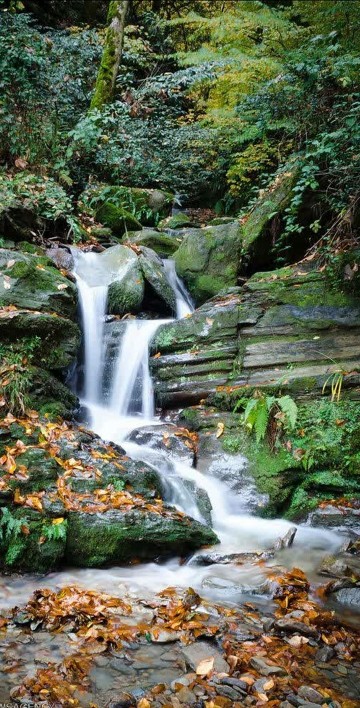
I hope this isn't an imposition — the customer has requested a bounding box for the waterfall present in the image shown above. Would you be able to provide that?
[72,248,339,578]
[110,319,164,418]
[163,259,194,318]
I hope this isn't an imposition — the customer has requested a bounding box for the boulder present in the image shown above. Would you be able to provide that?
[0,418,218,572]
[125,229,182,257]
[102,245,144,315]
[96,203,142,236]
[66,508,217,566]
[138,247,176,312]
[0,248,77,318]
[173,223,242,305]
[158,213,194,230]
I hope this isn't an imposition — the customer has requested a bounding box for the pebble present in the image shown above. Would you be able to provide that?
[176,687,197,704]
[250,656,286,676]
[181,641,229,673]
[297,686,325,704]
[274,617,318,637]
[315,645,334,662]
[336,663,348,675]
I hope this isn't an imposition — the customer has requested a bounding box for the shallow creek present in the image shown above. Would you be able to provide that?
[0,250,356,705]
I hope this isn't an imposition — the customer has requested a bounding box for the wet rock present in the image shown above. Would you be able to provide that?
[308,504,360,534]
[332,587,360,608]
[181,641,229,674]
[319,555,353,578]
[149,629,179,643]
[297,686,325,704]
[250,656,287,676]
[128,424,195,467]
[274,617,318,637]
[274,527,297,551]
[191,551,272,566]
[315,645,334,663]
[139,246,176,312]
[176,687,197,704]
[66,508,219,567]
[103,245,144,315]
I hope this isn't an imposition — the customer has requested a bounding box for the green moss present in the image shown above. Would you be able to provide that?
[0,508,65,573]
[96,203,142,235]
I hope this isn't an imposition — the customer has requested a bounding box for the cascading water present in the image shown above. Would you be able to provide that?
[0,248,337,610]
[67,248,341,601]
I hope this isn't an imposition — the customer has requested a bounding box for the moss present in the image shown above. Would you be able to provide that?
[158,213,193,230]
[96,203,142,235]
[0,508,65,573]
[66,510,218,567]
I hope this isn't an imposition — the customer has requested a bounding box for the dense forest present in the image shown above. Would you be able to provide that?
[0,1,360,706]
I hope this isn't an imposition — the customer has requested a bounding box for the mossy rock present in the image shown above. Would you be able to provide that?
[0,310,80,369]
[0,248,77,318]
[242,159,301,270]
[158,213,194,230]
[125,229,182,257]
[0,508,66,573]
[80,184,173,227]
[139,246,176,312]
[66,508,218,566]
[96,203,142,236]
[173,223,243,305]
[98,244,144,315]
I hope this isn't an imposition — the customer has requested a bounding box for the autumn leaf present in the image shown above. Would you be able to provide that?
[216,422,225,438]
[57,283,68,290]
[196,656,214,676]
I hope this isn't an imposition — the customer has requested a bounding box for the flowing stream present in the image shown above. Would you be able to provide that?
[1,251,341,608]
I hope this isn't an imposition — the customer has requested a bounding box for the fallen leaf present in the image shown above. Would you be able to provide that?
[216,422,225,438]
[196,656,214,676]
[57,283,68,290]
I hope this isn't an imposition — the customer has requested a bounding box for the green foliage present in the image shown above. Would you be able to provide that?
[42,518,68,542]
[0,337,41,414]
[0,11,100,169]
[0,506,23,541]
[240,391,298,445]
[0,172,81,239]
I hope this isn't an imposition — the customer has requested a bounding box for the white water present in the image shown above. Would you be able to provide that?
[2,249,338,608]
[163,259,194,318]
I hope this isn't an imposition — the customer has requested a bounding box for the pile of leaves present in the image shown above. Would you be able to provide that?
[0,410,180,518]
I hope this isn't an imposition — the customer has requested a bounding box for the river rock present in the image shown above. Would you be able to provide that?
[173,222,242,305]
[0,248,77,318]
[66,508,218,566]
[103,245,144,315]
[128,424,195,466]
[0,417,219,572]
[46,246,74,271]
[181,641,229,673]
[125,229,181,257]
[138,246,176,312]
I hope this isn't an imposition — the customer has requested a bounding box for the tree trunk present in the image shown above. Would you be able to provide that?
[90,0,129,110]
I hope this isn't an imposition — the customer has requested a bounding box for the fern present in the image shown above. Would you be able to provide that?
[0,507,23,542]
[242,391,298,444]
[277,396,298,430]
[42,519,67,543]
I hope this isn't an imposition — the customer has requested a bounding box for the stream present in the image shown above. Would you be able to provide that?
[1,250,341,610]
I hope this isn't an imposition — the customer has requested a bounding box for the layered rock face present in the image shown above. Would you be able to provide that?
[0,246,80,417]
[151,262,360,408]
